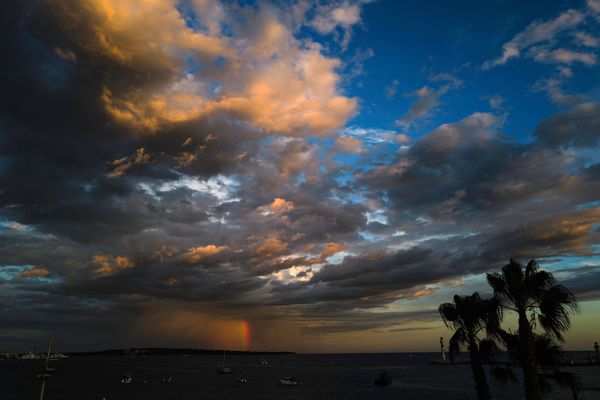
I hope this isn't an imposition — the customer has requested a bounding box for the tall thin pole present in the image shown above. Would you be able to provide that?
[38,339,54,400]
[39,380,46,400]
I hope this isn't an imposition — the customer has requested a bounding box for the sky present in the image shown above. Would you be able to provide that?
[1,0,600,353]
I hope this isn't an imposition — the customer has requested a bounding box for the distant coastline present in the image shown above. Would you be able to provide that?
[66,348,296,357]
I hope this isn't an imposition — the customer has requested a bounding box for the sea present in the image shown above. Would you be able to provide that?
[1,352,599,400]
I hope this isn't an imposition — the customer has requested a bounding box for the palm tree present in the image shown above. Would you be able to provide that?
[491,333,580,400]
[439,292,501,400]
[486,258,580,400]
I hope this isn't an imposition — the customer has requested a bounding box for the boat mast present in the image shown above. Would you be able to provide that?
[38,339,55,400]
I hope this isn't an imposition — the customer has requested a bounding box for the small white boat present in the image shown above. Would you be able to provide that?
[120,375,133,384]
[278,377,300,386]
[162,375,173,383]
[237,376,247,384]
[260,358,268,365]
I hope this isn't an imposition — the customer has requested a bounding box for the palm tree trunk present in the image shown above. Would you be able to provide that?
[469,339,491,400]
[518,310,542,400]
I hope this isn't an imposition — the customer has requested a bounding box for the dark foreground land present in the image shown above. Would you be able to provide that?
[1,352,599,400]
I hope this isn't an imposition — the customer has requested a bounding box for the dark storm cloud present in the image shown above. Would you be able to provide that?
[269,252,439,307]
[556,265,600,301]
[534,102,600,147]
[364,112,581,221]
[476,208,600,259]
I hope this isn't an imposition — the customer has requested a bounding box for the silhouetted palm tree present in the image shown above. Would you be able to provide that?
[486,258,580,400]
[439,292,501,400]
[491,332,580,400]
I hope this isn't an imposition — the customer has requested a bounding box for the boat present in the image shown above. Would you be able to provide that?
[278,377,301,386]
[37,339,56,400]
[217,351,233,374]
[121,375,133,384]
[217,365,233,374]
[374,371,393,386]
[260,358,268,365]
[237,375,248,384]
[162,375,173,383]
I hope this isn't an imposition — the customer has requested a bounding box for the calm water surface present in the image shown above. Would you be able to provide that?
[1,353,599,400]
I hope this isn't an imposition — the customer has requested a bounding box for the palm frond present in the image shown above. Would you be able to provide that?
[538,370,580,399]
[525,258,538,280]
[486,273,506,297]
[551,370,580,392]
[483,297,503,338]
[499,331,523,363]
[538,284,580,341]
[502,259,524,304]
[478,338,500,362]
[527,269,556,297]
[439,302,458,327]
[534,334,563,367]
[448,328,466,363]
[538,314,567,341]
[490,366,517,387]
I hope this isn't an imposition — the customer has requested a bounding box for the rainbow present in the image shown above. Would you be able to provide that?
[240,320,251,350]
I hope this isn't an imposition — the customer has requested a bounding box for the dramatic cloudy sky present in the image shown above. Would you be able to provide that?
[2,0,600,352]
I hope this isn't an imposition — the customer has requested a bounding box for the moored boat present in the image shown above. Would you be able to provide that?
[217,365,233,374]
[374,371,393,386]
[278,376,300,386]
[217,350,233,374]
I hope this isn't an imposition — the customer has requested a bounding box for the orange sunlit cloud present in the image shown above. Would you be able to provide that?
[20,267,50,278]
[50,0,356,135]
[182,245,229,263]
[92,255,135,277]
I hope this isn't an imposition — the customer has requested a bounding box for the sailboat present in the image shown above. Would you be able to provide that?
[217,350,233,374]
[37,339,56,400]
